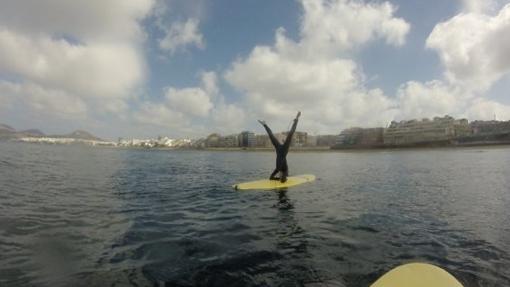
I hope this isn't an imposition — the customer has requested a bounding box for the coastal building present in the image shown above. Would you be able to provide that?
[275,132,287,145]
[383,116,471,146]
[218,134,239,147]
[470,120,510,135]
[453,120,510,145]
[316,135,338,147]
[335,127,384,148]
[117,137,191,148]
[192,138,206,148]
[306,135,317,147]
[278,131,307,147]
[336,128,359,146]
[255,134,272,148]
[205,133,221,147]
[172,139,192,147]
[293,131,307,147]
[19,137,116,146]
[157,136,174,147]
[239,131,256,147]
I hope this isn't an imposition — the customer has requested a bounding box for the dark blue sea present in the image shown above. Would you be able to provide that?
[1,141,509,286]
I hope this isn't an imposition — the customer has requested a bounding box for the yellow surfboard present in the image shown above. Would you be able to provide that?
[371,263,463,287]
[233,174,315,190]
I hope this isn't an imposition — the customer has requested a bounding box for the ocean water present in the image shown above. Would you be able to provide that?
[0,141,509,287]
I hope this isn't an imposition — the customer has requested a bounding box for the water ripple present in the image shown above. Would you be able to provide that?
[1,142,510,286]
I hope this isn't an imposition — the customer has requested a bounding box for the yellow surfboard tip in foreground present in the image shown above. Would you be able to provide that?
[371,263,463,287]
[233,174,315,190]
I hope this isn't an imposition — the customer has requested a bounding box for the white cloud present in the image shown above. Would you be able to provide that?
[224,0,510,133]
[226,45,397,130]
[210,103,247,134]
[466,98,510,120]
[0,0,154,42]
[0,0,154,128]
[225,0,409,133]
[134,102,187,128]
[133,71,246,135]
[0,81,87,118]
[0,28,144,101]
[461,0,497,14]
[3,0,509,138]
[165,87,213,117]
[200,71,219,95]
[396,81,465,120]
[391,2,510,122]
[300,0,410,55]
[163,71,217,119]
[426,4,510,93]
[396,79,510,122]
[159,18,204,54]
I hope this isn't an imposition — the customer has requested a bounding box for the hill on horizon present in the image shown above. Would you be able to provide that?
[0,123,15,132]
[49,130,103,141]
[0,123,103,141]
[18,129,45,137]
[0,123,16,139]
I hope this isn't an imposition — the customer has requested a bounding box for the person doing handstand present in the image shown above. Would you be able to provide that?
[258,111,301,183]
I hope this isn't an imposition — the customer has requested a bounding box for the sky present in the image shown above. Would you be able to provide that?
[1,0,510,140]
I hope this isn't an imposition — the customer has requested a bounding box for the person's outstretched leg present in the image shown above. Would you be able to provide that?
[280,169,288,183]
[258,120,280,148]
[280,161,289,183]
[270,169,280,180]
[283,112,300,152]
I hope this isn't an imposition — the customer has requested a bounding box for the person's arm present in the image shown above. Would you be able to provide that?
[283,112,300,148]
[258,120,279,147]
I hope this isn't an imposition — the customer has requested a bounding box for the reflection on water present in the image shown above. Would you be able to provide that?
[1,142,510,286]
[274,189,293,210]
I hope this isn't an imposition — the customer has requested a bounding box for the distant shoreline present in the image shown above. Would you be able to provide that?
[203,142,510,152]
[202,146,332,152]
[3,139,510,152]
[201,144,510,152]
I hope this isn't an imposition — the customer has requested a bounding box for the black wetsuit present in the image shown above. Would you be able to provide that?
[262,118,299,182]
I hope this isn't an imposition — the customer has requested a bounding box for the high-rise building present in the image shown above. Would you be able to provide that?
[239,131,256,147]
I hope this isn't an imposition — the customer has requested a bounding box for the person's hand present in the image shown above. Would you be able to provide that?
[296,111,301,119]
[258,120,266,126]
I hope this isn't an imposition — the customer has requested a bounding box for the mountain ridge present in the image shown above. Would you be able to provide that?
[48,130,102,141]
[0,124,103,141]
